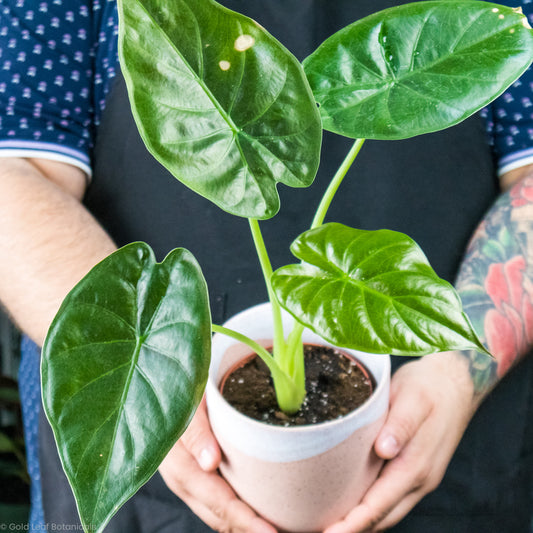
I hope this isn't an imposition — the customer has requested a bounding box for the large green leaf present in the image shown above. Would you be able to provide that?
[117,0,321,219]
[304,1,533,140]
[272,223,488,356]
[42,243,211,533]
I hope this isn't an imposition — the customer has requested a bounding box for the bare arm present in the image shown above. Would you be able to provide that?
[456,164,533,396]
[324,165,533,533]
[0,156,276,532]
[0,157,116,346]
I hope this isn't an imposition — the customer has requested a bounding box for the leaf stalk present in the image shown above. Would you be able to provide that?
[311,138,366,229]
[212,324,306,413]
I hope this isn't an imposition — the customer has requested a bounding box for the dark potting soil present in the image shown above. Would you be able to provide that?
[221,345,374,427]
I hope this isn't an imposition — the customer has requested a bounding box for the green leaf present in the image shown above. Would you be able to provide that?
[0,432,16,453]
[272,223,488,356]
[42,243,211,533]
[304,1,533,140]
[117,0,322,219]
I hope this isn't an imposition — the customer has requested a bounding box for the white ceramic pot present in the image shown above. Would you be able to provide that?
[206,302,391,533]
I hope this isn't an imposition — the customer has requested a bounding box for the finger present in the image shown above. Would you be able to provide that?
[324,396,436,532]
[160,441,277,533]
[374,382,432,460]
[180,397,221,471]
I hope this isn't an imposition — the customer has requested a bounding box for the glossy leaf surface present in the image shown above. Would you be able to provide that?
[272,223,488,356]
[118,0,321,219]
[304,1,533,139]
[42,243,211,533]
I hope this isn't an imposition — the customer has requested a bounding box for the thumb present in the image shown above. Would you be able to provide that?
[180,397,221,472]
[374,387,431,460]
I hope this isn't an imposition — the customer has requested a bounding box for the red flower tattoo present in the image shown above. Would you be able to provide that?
[484,255,533,376]
[510,176,533,207]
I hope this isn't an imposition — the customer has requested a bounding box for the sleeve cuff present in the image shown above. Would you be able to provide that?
[0,141,92,180]
[498,147,533,176]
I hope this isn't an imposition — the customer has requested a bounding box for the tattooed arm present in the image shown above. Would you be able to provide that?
[457,166,533,395]
[324,167,533,533]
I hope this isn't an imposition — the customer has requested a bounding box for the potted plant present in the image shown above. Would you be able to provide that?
[41,1,533,532]
[207,301,392,531]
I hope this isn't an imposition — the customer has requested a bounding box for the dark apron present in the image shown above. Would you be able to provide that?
[39,1,533,531]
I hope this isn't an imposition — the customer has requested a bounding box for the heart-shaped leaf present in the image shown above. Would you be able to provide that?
[304,1,533,140]
[272,223,488,356]
[118,0,322,219]
[42,243,211,533]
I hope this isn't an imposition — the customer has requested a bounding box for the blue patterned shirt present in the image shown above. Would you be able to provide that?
[0,0,118,176]
[1,0,533,177]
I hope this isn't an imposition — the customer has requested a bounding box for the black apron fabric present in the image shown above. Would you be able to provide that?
[39,1,533,531]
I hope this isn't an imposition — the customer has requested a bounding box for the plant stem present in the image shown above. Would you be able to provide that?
[242,140,367,412]
[212,324,277,372]
[212,324,306,413]
[284,139,366,391]
[248,218,286,360]
[247,219,307,411]
[311,138,365,229]
[286,321,306,389]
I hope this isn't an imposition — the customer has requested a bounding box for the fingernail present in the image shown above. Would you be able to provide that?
[198,448,215,471]
[379,434,400,458]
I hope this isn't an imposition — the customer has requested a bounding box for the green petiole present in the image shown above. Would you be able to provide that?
[311,138,365,229]
[212,324,306,413]
[243,139,367,413]
[248,218,286,359]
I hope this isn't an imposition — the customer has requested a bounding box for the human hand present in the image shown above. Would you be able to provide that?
[323,351,479,533]
[158,398,278,533]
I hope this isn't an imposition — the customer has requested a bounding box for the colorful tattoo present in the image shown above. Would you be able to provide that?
[456,176,533,394]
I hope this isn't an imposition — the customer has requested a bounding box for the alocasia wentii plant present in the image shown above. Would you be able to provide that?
[41,1,533,531]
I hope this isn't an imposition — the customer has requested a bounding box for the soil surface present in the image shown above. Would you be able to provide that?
[221,345,374,427]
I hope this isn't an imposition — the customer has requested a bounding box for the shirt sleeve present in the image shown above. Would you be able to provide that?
[483,1,533,176]
[0,0,104,177]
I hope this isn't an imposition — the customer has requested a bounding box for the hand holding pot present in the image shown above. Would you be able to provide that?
[323,351,479,533]
[158,398,278,533]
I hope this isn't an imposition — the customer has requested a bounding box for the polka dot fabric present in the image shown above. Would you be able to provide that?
[482,0,533,174]
[1,0,533,175]
[0,0,118,175]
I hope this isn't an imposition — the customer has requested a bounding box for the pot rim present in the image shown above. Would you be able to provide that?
[207,302,391,435]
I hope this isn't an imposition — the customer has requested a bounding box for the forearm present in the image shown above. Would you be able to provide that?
[0,158,116,346]
[455,165,533,398]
